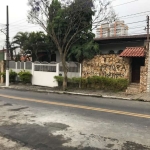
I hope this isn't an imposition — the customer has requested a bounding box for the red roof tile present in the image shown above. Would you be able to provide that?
[119,47,145,57]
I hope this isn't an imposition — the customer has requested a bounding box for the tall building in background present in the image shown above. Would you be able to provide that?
[110,20,128,37]
[96,23,110,38]
[96,20,128,38]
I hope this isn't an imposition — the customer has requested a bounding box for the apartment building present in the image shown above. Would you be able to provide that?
[96,20,128,38]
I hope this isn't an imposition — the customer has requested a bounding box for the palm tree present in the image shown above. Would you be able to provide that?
[27,31,52,61]
[12,32,29,50]
[11,32,29,60]
[11,31,52,62]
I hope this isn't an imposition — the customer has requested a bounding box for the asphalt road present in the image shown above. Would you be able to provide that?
[0,88,150,150]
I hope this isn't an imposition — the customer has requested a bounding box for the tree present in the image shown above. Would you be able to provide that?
[25,31,48,61]
[12,31,52,61]
[12,32,29,50]
[67,33,99,63]
[28,0,116,90]
[9,42,19,60]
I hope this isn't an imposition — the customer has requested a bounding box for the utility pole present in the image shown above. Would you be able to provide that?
[146,15,150,92]
[6,5,9,87]
[147,15,149,47]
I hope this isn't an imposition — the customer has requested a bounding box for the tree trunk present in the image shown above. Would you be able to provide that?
[63,69,68,91]
[61,54,68,91]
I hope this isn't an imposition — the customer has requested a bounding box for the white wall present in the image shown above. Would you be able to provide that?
[9,62,81,87]
[59,72,80,78]
[32,71,58,87]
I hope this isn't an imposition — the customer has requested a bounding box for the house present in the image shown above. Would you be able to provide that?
[82,34,149,93]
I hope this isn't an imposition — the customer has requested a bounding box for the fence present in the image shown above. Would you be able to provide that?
[9,61,81,87]
[9,61,32,73]
[59,62,81,78]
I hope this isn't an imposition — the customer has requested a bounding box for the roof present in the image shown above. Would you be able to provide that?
[0,49,6,52]
[94,34,147,42]
[119,47,145,57]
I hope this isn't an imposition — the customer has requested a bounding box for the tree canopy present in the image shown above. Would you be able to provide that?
[11,31,54,61]
[27,0,116,90]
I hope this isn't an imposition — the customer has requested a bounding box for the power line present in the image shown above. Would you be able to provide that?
[9,18,27,25]
[119,10,150,18]
[129,25,146,29]
[10,24,39,28]
[126,20,145,25]
[10,27,43,33]
[113,0,139,7]
[119,14,150,20]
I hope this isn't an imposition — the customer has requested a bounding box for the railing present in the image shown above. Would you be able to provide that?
[34,64,56,72]
[9,61,32,70]
[9,61,81,74]
[59,62,80,73]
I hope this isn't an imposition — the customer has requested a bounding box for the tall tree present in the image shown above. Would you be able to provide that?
[12,32,29,50]
[28,0,116,90]
[12,31,52,61]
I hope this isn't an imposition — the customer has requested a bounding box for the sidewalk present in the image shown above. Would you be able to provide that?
[0,83,150,102]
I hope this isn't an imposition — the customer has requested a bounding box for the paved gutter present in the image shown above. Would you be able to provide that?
[0,85,149,102]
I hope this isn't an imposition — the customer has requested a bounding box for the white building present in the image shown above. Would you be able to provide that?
[96,21,128,38]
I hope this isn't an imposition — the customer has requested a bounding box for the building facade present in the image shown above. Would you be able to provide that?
[96,21,128,38]
[82,34,149,93]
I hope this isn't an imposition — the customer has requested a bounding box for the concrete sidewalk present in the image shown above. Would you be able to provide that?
[0,84,150,102]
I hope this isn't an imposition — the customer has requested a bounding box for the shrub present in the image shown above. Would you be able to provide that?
[54,76,63,86]
[68,77,81,87]
[18,70,32,83]
[54,76,63,82]
[0,70,17,82]
[54,76,81,88]
[54,76,128,91]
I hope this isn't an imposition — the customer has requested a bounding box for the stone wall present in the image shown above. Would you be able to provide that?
[140,66,147,92]
[82,54,130,79]
[140,45,149,92]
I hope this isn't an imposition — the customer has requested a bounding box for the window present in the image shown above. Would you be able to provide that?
[109,50,115,54]
[117,50,123,54]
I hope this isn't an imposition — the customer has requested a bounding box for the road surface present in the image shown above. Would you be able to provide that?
[0,88,150,150]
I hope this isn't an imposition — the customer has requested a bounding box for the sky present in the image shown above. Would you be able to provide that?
[0,0,150,49]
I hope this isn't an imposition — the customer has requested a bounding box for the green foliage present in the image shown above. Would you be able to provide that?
[67,37,100,62]
[54,76,63,82]
[12,31,53,62]
[47,0,97,56]
[54,76,128,91]
[18,70,32,83]
[84,76,128,91]
[0,70,17,82]
[54,76,63,86]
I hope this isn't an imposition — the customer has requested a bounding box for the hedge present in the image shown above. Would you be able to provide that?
[0,70,17,82]
[54,76,128,91]
[18,70,32,83]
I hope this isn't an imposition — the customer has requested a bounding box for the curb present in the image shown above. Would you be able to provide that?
[0,86,148,102]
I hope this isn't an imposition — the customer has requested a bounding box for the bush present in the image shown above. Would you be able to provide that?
[85,76,128,91]
[54,76,63,86]
[54,76,128,91]
[18,70,32,83]
[0,70,17,82]
[68,77,81,87]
